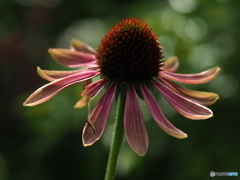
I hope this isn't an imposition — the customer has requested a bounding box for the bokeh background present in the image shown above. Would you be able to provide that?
[1,0,240,179]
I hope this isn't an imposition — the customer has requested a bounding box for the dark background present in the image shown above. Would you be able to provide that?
[1,0,239,179]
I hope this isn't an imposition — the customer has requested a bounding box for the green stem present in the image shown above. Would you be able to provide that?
[104,93,126,180]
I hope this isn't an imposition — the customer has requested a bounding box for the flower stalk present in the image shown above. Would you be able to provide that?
[104,92,126,180]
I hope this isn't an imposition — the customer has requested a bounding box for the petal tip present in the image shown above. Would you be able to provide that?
[213,67,221,77]
[215,66,221,71]
[48,48,57,57]
[131,146,148,156]
[23,101,33,107]
[178,133,188,139]
[48,48,54,53]
[205,94,219,106]
[131,148,147,156]
[82,143,93,147]
[193,112,213,120]
[48,48,61,57]
[137,152,146,156]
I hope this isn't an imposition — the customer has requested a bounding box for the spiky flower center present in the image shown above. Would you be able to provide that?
[96,18,164,84]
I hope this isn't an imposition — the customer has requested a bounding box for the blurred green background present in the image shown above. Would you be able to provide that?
[1,0,240,179]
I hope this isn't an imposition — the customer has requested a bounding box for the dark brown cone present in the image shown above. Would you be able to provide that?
[96,18,164,83]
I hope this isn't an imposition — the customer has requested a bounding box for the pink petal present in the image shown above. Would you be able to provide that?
[153,80,213,120]
[37,67,83,81]
[48,48,96,68]
[82,78,107,98]
[163,56,179,72]
[82,83,117,146]
[160,67,221,84]
[141,84,188,139]
[23,70,100,106]
[161,78,219,106]
[124,84,148,156]
[70,39,97,55]
[83,79,107,123]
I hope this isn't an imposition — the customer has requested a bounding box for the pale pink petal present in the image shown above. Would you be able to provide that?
[141,84,187,139]
[23,70,100,106]
[70,39,97,55]
[37,67,83,81]
[161,78,219,106]
[82,83,117,146]
[48,48,96,68]
[124,84,148,156]
[160,67,221,84]
[163,56,179,72]
[153,80,213,120]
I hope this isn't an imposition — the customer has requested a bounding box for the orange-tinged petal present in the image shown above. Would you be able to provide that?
[160,67,221,84]
[74,95,91,109]
[23,70,99,106]
[48,48,96,67]
[74,79,92,108]
[37,67,83,81]
[153,80,213,120]
[161,78,219,106]
[71,39,97,55]
[163,56,179,72]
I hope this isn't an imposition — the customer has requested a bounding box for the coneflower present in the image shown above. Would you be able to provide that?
[24,18,220,156]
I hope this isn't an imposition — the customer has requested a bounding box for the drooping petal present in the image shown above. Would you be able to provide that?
[161,78,219,106]
[153,80,213,120]
[48,48,96,68]
[23,70,100,106]
[37,67,83,81]
[163,56,179,72]
[141,84,188,139]
[74,79,92,108]
[160,67,221,84]
[83,79,107,127]
[74,95,91,109]
[124,84,148,156]
[70,39,97,55]
[82,83,117,146]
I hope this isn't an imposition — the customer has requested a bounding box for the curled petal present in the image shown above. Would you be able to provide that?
[48,48,96,68]
[83,79,107,125]
[160,67,221,84]
[74,95,91,109]
[153,80,213,120]
[163,56,179,72]
[37,67,83,81]
[74,79,92,109]
[124,84,148,156]
[71,39,97,55]
[141,84,188,139]
[161,78,219,106]
[23,70,100,106]
[82,83,117,146]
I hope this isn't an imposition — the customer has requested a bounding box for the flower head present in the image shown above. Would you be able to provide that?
[24,18,220,155]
